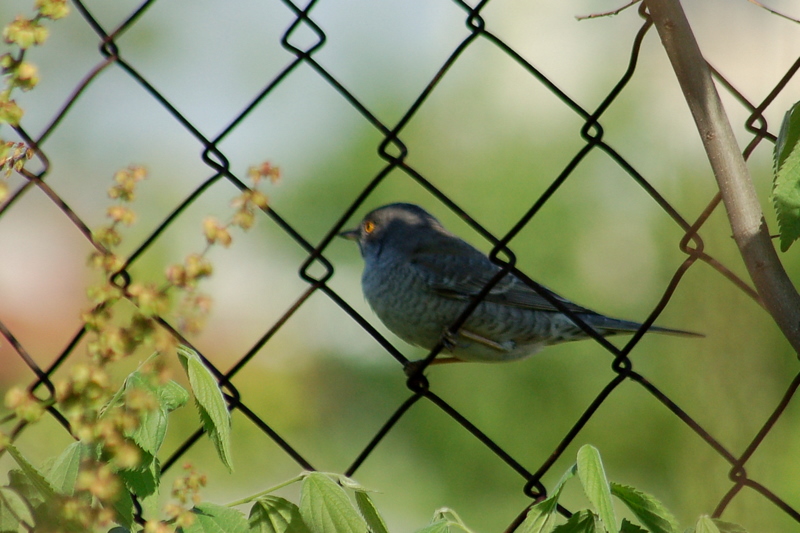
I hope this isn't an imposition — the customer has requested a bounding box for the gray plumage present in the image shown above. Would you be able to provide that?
[340,203,699,363]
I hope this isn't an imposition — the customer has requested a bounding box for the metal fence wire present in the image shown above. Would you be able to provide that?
[1,0,800,531]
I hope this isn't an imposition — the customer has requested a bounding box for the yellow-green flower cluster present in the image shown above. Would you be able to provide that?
[2,159,279,532]
[0,0,69,194]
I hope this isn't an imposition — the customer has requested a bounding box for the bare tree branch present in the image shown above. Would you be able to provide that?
[646,0,800,354]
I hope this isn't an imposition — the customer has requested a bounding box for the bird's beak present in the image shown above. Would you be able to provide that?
[338,228,360,241]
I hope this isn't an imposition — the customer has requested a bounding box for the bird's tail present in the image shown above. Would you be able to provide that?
[581,314,704,338]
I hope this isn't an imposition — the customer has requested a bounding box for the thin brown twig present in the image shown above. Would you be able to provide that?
[576,0,641,21]
[746,0,800,24]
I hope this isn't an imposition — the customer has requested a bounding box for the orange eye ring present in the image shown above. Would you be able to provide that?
[363,220,376,234]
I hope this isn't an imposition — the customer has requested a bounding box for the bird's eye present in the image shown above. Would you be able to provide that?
[363,220,376,234]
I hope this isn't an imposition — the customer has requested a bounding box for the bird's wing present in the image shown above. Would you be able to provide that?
[408,235,594,314]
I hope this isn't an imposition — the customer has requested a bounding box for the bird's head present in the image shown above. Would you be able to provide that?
[339,203,443,260]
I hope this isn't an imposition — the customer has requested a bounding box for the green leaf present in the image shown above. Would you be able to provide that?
[414,522,450,533]
[177,345,233,472]
[709,519,748,533]
[518,503,558,533]
[686,517,748,533]
[519,464,577,533]
[619,518,649,533]
[0,493,21,532]
[131,403,167,457]
[414,509,475,533]
[354,491,389,533]
[183,502,249,533]
[577,446,616,533]
[552,510,602,532]
[45,441,94,495]
[248,496,310,533]
[775,101,800,173]
[4,442,56,500]
[299,472,368,533]
[158,379,191,412]
[125,371,189,456]
[0,486,34,529]
[118,455,160,498]
[430,509,462,523]
[111,490,135,530]
[611,483,680,533]
[694,516,721,533]
[7,469,43,509]
[327,474,374,494]
[774,101,800,252]
[773,138,800,251]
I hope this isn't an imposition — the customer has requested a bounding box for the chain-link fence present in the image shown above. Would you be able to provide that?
[2,0,800,531]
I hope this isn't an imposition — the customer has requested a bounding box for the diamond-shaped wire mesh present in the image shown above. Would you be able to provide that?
[1,0,800,531]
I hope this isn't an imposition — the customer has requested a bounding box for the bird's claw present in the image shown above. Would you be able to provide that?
[441,328,458,351]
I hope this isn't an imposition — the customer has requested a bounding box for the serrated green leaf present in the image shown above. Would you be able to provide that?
[7,470,83,532]
[0,486,34,528]
[552,510,602,532]
[577,446,616,533]
[326,473,374,493]
[684,518,748,533]
[619,518,649,533]
[118,455,160,498]
[416,507,474,533]
[430,508,462,523]
[775,101,800,172]
[124,369,189,413]
[414,521,450,533]
[611,482,680,533]
[177,346,233,472]
[518,502,558,533]
[551,463,578,503]
[248,496,310,533]
[182,502,249,533]
[519,464,577,533]
[7,469,43,509]
[0,491,21,533]
[413,508,474,533]
[45,441,94,496]
[355,491,389,533]
[158,379,190,412]
[133,404,168,457]
[196,403,233,474]
[4,442,56,500]
[772,139,800,251]
[695,516,721,533]
[709,519,748,533]
[111,490,135,529]
[299,472,368,533]
[124,371,188,456]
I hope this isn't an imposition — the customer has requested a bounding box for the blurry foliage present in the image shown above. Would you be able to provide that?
[0,1,799,532]
[1,160,275,531]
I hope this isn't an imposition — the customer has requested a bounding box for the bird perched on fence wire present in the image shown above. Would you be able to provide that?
[339,203,700,364]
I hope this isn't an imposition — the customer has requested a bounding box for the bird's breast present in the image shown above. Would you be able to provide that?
[361,257,462,349]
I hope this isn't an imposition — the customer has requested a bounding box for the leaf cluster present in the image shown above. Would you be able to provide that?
[516,445,745,533]
[1,162,275,531]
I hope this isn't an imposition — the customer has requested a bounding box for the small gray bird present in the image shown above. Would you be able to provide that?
[340,203,698,363]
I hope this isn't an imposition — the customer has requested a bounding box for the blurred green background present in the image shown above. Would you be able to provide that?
[1,0,800,531]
